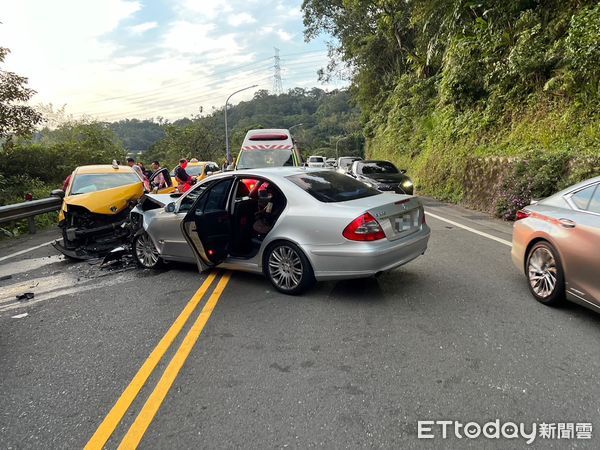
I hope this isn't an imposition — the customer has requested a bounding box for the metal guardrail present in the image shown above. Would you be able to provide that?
[0,196,62,234]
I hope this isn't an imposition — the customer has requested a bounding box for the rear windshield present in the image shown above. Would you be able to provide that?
[308,157,324,163]
[287,171,381,203]
[360,161,399,175]
[70,172,140,195]
[237,149,294,170]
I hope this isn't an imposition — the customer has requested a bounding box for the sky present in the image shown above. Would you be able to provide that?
[0,0,343,122]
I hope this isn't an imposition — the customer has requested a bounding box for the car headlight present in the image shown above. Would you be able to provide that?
[402,180,413,188]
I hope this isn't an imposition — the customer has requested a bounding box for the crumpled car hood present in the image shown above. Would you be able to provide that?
[142,193,174,207]
[62,182,144,216]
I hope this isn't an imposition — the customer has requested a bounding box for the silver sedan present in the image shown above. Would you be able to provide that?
[130,167,430,294]
[512,176,600,311]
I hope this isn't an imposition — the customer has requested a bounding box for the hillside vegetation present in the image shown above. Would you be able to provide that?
[0,88,360,205]
[303,0,600,218]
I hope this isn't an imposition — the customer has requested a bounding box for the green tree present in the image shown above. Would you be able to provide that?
[0,47,43,139]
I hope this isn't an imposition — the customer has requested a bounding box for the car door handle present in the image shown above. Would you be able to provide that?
[558,218,576,228]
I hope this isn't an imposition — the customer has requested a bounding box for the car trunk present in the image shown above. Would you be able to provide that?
[339,194,423,241]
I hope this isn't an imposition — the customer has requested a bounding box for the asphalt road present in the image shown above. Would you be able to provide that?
[1,200,599,449]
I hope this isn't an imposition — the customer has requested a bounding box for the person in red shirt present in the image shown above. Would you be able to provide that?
[174,158,193,193]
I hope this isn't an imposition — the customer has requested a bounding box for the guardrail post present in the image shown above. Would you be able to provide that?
[27,216,37,234]
[24,194,37,234]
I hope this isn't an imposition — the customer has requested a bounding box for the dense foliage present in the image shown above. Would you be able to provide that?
[303,0,600,218]
[109,119,166,153]
[0,47,43,139]
[143,88,363,168]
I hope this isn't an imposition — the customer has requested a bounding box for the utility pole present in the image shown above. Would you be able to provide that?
[225,85,258,165]
[335,136,349,159]
[273,47,283,95]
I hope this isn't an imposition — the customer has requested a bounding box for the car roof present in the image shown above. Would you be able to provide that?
[360,160,393,164]
[187,161,215,166]
[74,165,136,175]
[214,167,322,181]
[544,175,600,201]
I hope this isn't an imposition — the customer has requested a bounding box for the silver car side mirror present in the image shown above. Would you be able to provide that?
[165,202,176,213]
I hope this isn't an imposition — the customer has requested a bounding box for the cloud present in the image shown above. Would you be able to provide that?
[176,0,232,20]
[0,0,340,121]
[276,29,293,42]
[129,21,158,34]
[227,12,256,27]
[161,20,246,61]
[0,0,141,101]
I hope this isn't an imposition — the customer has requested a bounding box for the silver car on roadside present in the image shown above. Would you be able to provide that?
[512,176,600,311]
[130,167,430,294]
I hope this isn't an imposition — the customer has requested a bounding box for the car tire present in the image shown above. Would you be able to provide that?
[132,232,164,269]
[525,241,565,306]
[264,241,315,295]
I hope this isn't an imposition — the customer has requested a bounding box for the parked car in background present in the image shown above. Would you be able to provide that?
[512,176,600,312]
[337,156,362,174]
[130,168,430,295]
[234,129,303,170]
[52,163,172,260]
[307,155,326,168]
[350,160,414,195]
[171,160,220,187]
[325,158,337,169]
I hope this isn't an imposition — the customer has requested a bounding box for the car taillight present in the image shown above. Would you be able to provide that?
[343,212,386,241]
[515,210,531,221]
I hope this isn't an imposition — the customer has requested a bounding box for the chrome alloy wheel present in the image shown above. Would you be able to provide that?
[268,245,303,290]
[527,247,558,298]
[136,233,159,267]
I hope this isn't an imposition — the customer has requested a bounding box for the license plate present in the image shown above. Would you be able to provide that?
[394,210,420,233]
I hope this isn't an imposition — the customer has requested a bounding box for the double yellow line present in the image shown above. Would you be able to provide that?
[85,271,231,449]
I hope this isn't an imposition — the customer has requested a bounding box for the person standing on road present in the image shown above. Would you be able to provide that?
[174,158,193,193]
[138,162,153,180]
[127,157,151,191]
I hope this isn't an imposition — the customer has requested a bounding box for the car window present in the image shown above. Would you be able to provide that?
[178,182,212,213]
[202,179,233,213]
[586,185,600,214]
[360,161,399,175]
[287,171,381,203]
[571,185,596,210]
[185,165,204,177]
[70,173,140,195]
[308,157,324,163]
[237,149,294,169]
[339,158,359,169]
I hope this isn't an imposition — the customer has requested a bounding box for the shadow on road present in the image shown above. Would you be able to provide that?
[327,277,385,303]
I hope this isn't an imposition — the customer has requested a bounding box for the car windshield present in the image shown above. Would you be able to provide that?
[287,171,381,203]
[70,172,140,195]
[338,158,360,169]
[308,157,324,163]
[237,149,294,169]
[184,165,205,176]
[360,161,399,175]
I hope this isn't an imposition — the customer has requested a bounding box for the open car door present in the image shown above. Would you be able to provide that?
[181,178,234,272]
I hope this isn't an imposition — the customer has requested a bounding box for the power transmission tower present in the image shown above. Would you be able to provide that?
[272,47,283,95]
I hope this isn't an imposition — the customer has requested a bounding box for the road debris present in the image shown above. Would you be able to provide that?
[16,292,35,300]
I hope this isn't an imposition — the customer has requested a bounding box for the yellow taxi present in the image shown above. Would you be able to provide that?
[53,163,172,259]
[170,160,220,187]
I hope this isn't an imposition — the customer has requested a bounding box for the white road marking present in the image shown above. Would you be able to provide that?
[425,211,512,247]
[0,240,56,264]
